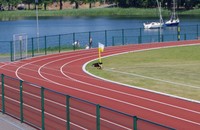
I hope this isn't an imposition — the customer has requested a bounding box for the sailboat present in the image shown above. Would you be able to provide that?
[143,0,164,29]
[165,0,179,26]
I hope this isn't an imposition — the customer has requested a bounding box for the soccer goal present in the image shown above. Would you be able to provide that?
[12,33,28,61]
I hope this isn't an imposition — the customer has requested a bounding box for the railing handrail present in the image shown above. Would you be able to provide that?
[1,73,176,130]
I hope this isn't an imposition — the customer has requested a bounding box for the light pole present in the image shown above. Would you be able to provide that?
[35,0,40,52]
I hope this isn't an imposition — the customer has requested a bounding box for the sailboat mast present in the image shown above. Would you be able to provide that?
[156,0,163,23]
[165,0,179,26]
[173,0,176,18]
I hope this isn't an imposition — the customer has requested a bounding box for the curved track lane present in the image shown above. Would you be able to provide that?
[1,40,200,130]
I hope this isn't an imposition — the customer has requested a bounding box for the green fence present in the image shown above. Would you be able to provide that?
[0,24,199,61]
[0,74,175,130]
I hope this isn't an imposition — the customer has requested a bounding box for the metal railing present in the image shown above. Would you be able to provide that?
[0,74,175,130]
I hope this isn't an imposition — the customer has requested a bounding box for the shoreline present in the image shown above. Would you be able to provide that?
[0,8,200,20]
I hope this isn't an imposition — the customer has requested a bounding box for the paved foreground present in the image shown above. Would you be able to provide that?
[0,113,35,130]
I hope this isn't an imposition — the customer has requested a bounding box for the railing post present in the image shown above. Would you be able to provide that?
[32,38,34,57]
[122,29,125,45]
[184,33,186,40]
[66,95,70,130]
[138,36,141,44]
[10,41,13,61]
[1,74,5,114]
[59,35,61,53]
[20,80,23,123]
[96,104,100,130]
[73,33,75,51]
[197,24,199,38]
[112,36,114,46]
[41,87,45,130]
[89,31,91,43]
[133,116,138,130]
[105,30,107,47]
[45,36,47,55]
[158,29,160,42]
[140,28,142,44]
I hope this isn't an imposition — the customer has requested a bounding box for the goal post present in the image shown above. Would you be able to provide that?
[12,33,28,61]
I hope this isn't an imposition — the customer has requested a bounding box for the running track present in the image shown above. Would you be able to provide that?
[1,40,200,130]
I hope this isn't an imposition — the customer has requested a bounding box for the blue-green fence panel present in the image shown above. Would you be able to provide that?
[112,36,124,46]
[70,97,97,130]
[91,30,106,48]
[44,89,67,130]
[31,36,46,56]
[107,29,124,47]
[22,81,42,129]
[125,28,141,36]
[186,33,198,40]
[100,106,133,130]
[0,41,10,54]
[27,38,34,58]
[60,33,74,51]
[163,34,178,42]
[125,36,140,44]
[45,35,60,54]
[74,32,90,49]
[3,76,21,119]
[1,24,200,62]
[0,41,11,62]
[181,25,198,40]
[137,118,175,130]
[141,34,160,43]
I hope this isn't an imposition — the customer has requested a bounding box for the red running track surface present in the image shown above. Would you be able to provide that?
[1,40,200,130]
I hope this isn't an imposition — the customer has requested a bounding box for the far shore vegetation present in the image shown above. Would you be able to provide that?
[1,8,200,20]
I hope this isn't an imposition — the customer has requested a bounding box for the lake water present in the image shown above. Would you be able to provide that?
[0,16,200,41]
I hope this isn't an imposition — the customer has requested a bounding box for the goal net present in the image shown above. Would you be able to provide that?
[12,33,28,61]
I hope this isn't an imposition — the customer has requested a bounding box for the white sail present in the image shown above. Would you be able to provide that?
[144,0,164,29]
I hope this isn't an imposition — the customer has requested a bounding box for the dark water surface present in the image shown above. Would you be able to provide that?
[0,16,199,41]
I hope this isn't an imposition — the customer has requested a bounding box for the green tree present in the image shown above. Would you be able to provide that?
[43,0,51,10]
[22,0,34,10]
[67,0,80,9]
[6,0,21,10]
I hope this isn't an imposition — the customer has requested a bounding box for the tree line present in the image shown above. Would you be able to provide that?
[0,0,200,11]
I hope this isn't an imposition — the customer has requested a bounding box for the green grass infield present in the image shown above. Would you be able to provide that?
[86,45,200,101]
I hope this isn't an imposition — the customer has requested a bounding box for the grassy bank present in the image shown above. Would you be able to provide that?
[1,8,200,19]
[86,45,200,101]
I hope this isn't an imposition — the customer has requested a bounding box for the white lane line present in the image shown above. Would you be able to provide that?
[11,44,200,112]
[36,51,200,126]
[28,46,200,115]
[15,50,97,80]
[11,62,200,116]
[39,67,200,126]
[13,43,200,126]
[0,62,17,68]
[104,68,200,89]
[60,52,200,114]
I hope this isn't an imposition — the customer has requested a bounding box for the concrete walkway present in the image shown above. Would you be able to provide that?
[0,113,35,130]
